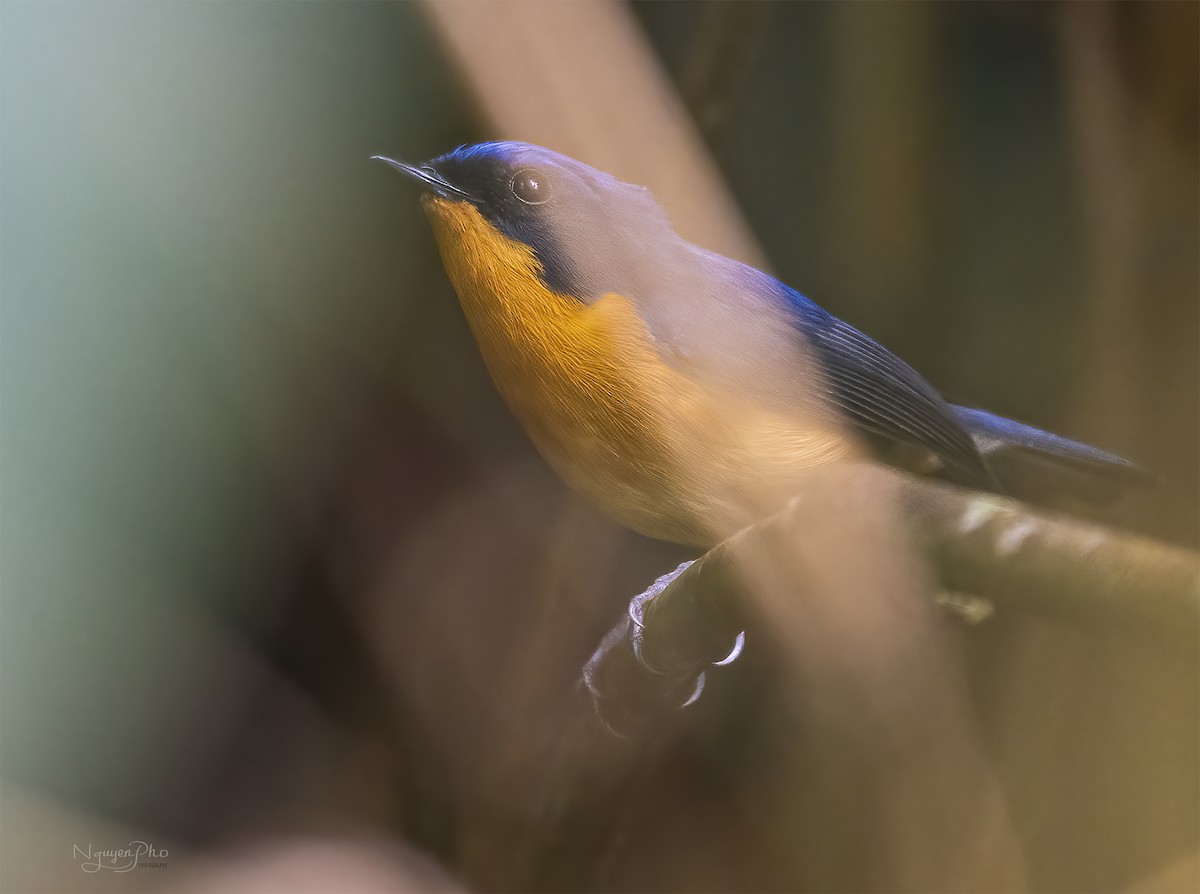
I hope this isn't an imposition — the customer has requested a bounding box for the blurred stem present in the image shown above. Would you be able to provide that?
[825,1,934,323]
[679,1,769,145]
[1058,3,1144,444]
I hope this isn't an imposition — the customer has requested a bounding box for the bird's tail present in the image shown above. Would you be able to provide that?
[952,405,1149,506]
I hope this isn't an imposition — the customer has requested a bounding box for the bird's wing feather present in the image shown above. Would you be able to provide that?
[784,295,995,488]
[631,251,994,488]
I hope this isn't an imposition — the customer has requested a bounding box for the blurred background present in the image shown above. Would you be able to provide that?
[1,1,1196,891]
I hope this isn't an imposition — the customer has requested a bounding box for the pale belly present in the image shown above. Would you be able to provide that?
[492,347,855,547]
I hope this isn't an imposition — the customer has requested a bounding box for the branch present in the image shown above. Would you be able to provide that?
[582,463,1199,732]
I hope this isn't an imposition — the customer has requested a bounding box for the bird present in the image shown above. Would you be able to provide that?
[374,141,1144,548]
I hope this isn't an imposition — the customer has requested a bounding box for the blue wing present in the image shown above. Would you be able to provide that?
[776,284,997,488]
[776,283,1144,501]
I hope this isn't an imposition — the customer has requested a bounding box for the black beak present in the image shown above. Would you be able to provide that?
[371,156,473,201]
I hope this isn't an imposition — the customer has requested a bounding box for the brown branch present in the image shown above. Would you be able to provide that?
[583,463,1199,732]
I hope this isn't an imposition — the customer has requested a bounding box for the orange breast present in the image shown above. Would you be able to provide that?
[423,197,855,546]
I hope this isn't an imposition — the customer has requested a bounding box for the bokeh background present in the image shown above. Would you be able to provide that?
[1,2,1196,892]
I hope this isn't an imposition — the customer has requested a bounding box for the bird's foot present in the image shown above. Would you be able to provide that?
[580,560,745,738]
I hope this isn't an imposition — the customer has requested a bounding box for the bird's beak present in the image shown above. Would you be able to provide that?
[371,156,473,201]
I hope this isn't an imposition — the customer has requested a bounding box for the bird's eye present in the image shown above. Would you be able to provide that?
[510,168,552,205]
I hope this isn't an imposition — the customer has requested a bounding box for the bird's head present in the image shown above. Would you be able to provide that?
[375,141,673,302]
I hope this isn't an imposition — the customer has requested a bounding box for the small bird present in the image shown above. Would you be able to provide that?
[375,142,1142,547]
